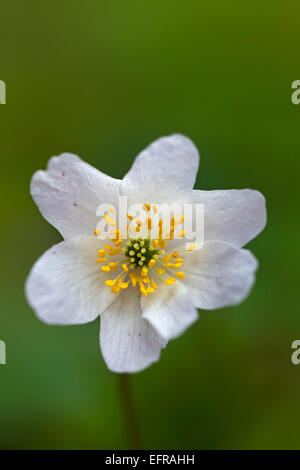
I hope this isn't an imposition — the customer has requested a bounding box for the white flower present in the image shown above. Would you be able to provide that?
[25,134,266,373]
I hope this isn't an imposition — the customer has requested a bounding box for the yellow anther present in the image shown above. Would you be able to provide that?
[141,267,148,277]
[163,255,172,263]
[109,247,121,256]
[165,262,175,268]
[176,272,185,279]
[98,249,106,257]
[111,286,120,293]
[105,280,115,287]
[143,203,151,212]
[175,258,183,262]
[173,263,182,269]
[120,282,129,290]
[129,271,138,287]
[147,286,154,293]
[147,218,152,230]
[140,285,148,296]
[135,226,140,232]
[101,266,110,272]
[187,243,196,251]
[172,251,179,258]
[171,216,177,226]
[151,280,158,290]
[178,230,185,238]
[127,214,133,220]
[108,262,118,271]
[165,277,176,285]
[104,214,116,226]
[105,244,113,251]
[153,239,159,248]
[94,228,102,236]
[153,205,158,213]
[122,264,129,272]
[156,268,165,275]
[96,258,107,264]
[180,215,184,224]
[142,277,150,284]
[136,218,143,226]
[159,240,167,249]
[109,206,115,215]
[114,239,123,247]
[148,259,156,267]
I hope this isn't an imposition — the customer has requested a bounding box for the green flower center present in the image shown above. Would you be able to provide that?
[125,238,160,268]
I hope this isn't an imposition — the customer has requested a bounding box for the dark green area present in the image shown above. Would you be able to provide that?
[0,0,299,449]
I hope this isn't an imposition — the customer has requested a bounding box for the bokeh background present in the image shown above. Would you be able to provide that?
[0,0,299,449]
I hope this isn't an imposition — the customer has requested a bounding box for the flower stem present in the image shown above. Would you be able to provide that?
[116,373,142,449]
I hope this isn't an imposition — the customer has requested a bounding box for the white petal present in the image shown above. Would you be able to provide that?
[26,235,118,325]
[31,153,120,240]
[141,281,198,341]
[183,241,258,309]
[120,134,199,204]
[100,288,166,373]
[193,189,266,247]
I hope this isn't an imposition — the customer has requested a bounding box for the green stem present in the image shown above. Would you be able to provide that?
[116,373,142,449]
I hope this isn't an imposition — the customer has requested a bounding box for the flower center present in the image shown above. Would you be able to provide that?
[125,238,160,268]
[94,204,189,296]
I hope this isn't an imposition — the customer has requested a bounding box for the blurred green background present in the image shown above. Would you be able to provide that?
[0,0,299,449]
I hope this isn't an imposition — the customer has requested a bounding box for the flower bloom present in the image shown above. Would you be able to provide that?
[26,134,266,373]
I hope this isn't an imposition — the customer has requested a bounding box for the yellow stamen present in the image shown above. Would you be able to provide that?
[159,240,167,249]
[105,244,113,251]
[101,266,110,272]
[109,247,121,256]
[143,203,151,212]
[176,272,185,279]
[140,285,148,296]
[127,214,133,221]
[141,267,148,277]
[98,249,106,257]
[151,281,158,290]
[111,285,120,293]
[94,228,102,236]
[108,262,118,271]
[148,259,156,267]
[165,277,176,285]
[105,280,115,287]
[104,214,116,226]
[156,268,165,275]
[186,243,196,251]
[96,258,107,264]
[122,264,129,272]
[120,282,129,290]
[109,206,115,215]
